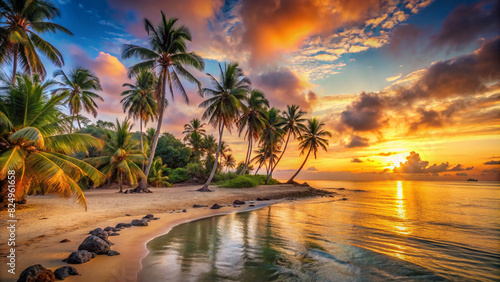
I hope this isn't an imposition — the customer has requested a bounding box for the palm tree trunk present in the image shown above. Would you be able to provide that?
[11,45,18,85]
[265,143,274,184]
[254,163,262,175]
[287,148,312,184]
[241,135,252,175]
[119,171,123,193]
[270,131,290,175]
[199,120,223,192]
[77,115,82,130]
[69,115,74,133]
[135,68,167,192]
[140,119,144,172]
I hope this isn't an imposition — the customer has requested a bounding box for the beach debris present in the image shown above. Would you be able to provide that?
[17,264,55,282]
[78,235,111,254]
[64,250,96,264]
[193,204,208,208]
[60,239,71,243]
[341,198,348,201]
[107,250,121,256]
[233,200,246,205]
[125,214,131,216]
[115,223,131,229]
[256,197,270,201]
[182,209,187,212]
[131,219,149,226]
[210,204,222,209]
[54,266,79,280]
[109,232,120,236]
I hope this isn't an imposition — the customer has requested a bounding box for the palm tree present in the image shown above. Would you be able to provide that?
[53,67,103,130]
[121,69,157,162]
[187,132,204,162]
[122,12,204,192]
[0,74,105,210]
[237,89,269,175]
[0,0,73,83]
[198,62,250,191]
[224,154,236,172]
[85,119,146,193]
[219,141,232,166]
[270,105,306,175]
[260,108,285,184]
[202,134,217,158]
[148,157,170,187]
[287,118,332,184]
[182,118,206,141]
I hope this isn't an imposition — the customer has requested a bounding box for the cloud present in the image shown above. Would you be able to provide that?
[456,172,468,176]
[306,166,319,172]
[351,158,363,163]
[430,0,500,50]
[484,160,500,165]
[378,152,397,156]
[394,151,471,174]
[482,168,500,174]
[339,92,386,132]
[386,74,402,82]
[346,135,370,148]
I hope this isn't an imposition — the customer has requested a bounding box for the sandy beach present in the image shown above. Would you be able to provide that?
[0,184,332,281]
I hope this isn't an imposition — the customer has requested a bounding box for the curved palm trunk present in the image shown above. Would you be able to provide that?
[270,131,291,175]
[265,143,273,184]
[254,163,262,175]
[11,45,18,84]
[119,171,123,193]
[140,119,144,171]
[287,148,312,184]
[199,120,223,192]
[77,115,82,130]
[134,68,167,192]
[241,134,252,175]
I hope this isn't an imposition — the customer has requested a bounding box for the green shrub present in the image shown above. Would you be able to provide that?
[252,174,280,185]
[220,176,259,188]
[186,162,206,179]
[213,172,239,183]
[168,168,190,183]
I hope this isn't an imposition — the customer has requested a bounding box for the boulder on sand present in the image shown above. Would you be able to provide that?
[210,204,222,209]
[107,250,120,256]
[88,228,110,243]
[131,219,148,226]
[78,235,110,254]
[64,250,96,264]
[233,200,245,205]
[17,264,55,282]
[115,223,131,229]
[54,266,79,280]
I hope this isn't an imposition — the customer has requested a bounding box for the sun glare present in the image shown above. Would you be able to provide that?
[385,153,408,169]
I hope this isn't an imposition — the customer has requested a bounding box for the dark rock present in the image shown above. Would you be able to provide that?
[131,219,148,226]
[78,235,110,254]
[341,198,348,201]
[125,214,131,216]
[88,228,109,242]
[65,250,96,264]
[141,217,151,222]
[233,200,246,205]
[144,214,154,219]
[107,250,120,256]
[60,239,71,243]
[115,223,131,229]
[192,204,207,208]
[249,204,255,207]
[109,232,120,236]
[337,188,345,190]
[124,190,129,194]
[17,264,55,282]
[210,204,222,209]
[54,266,79,280]
[256,197,270,201]
[152,217,160,220]
[353,189,366,192]
[182,209,187,213]
[103,226,117,232]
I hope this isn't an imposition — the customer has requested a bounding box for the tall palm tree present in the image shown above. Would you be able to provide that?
[53,67,103,130]
[260,108,285,184]
[198,62,250,191]
[85,119,146,193]
[0,74,105,209]
[237,89,269,175]
[270,105,306,175]
[202,134,217,158]
[182,118,206,141]
[0,0,73,83]
[187,132,203,162]
[287,118,331,184]
[224,154,236,172]
[121,69,157,162]
[122,12,204,192]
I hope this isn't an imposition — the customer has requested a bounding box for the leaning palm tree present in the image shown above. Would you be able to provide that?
[287,118,332,184]
[182,118,206,141]
[198,62,250,191]
[237,89,269,175]
[85,119,146,193]
[260,108,285,184]
[53,67,103,130]
[121,69,158,161]
[0,0,73,83]
[0,74,105,210]
[122,12,205,192]
[270,105,306,175]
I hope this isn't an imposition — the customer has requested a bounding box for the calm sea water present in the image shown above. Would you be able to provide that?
[138,181,500,281]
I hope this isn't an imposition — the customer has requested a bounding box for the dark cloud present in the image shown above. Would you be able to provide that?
[389,24,423,56]
[393,151,471,174]
[340,92,385,132]
[456,172,468,176]
[346,135,370,148]
[409,108,442,132]
[482,168,500,174]
[306,166,319,171]
[351,158,363,163]
[484,160,500,165]
[430,0,500,50]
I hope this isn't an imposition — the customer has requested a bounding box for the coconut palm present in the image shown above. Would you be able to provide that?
[122,12,204,192]
[0,74,105,209]
[287,118,331,184]
[0,0,73,83]
[85,119,146,193]
[186,132,203,162]
[148,157,170,187]
[219,141,232,166]
[237,89,269,175]
[251,144,280,176]
[224,154,236,172]
[198,62,250,191]
[53,67,103,130]
[182,118,206,141]
[202,134,217,158]
[121,69,158,161]
[260,108,285,184]
[270,105,306,175]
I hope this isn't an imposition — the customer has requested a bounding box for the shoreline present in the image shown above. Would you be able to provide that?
[0,184,333,281]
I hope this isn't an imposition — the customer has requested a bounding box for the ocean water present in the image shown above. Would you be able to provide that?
[138,181,500,281]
